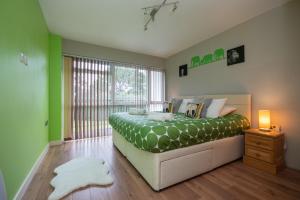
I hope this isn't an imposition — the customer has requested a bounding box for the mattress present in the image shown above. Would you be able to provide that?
[109,113,250,153]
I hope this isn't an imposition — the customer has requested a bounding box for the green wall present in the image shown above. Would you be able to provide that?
[49,34,62,141]
[0,0,51,199]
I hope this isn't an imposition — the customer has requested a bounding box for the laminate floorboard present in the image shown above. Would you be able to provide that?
[22,136,300,200]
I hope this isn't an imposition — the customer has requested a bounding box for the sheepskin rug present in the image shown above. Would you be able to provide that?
[48,157,113,200]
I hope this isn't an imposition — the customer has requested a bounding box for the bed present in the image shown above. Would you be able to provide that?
[109,94,251,191]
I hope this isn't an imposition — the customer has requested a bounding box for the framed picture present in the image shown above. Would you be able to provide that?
[179,64,188,77]
[227,45,245,66]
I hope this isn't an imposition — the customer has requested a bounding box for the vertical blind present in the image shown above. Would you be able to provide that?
[69,56,165,139]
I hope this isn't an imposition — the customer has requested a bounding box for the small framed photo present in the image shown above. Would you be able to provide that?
[179,64,188,77]
[227,45,245,66]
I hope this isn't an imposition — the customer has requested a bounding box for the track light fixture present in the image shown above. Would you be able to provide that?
[142,0,179,31]
[172,3,177,12]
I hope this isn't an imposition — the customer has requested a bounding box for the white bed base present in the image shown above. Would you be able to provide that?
[113,130,244,191]
[112,94,251,191]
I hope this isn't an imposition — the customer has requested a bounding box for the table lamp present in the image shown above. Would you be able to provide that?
[259,110,271,131]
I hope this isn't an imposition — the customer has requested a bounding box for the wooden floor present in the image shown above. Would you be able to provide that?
[23,136,300,200]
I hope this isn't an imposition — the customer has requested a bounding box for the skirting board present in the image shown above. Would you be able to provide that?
[13,144,49,200]
[49,140,64,146]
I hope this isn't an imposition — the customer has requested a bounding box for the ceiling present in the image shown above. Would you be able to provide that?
[39,0,290,58]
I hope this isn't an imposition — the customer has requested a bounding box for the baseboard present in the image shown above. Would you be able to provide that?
[13,144,49,200]
[49,140,64,146]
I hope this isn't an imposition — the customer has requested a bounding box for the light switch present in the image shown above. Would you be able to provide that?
[19,52,28,66]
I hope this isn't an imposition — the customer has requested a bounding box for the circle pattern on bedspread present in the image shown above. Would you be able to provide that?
[109,113,250,153]
[167,127,180,140]
[158,135,170,149]
[153,126,167,135]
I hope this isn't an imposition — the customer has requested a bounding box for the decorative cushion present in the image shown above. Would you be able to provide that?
[220,106,237,117]
[170,98,183,113]
[206,98,227,118]
[163,102,173,113]
[178,98,193,113]
[199,98,213,118]
[189,98,213,118]
[185,103,204,118]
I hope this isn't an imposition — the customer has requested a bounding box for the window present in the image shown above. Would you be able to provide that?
[112,64,165,112]
[149,70,165,111]
[69,56,165,139]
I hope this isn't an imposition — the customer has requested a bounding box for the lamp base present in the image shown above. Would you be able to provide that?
[259,128,271,132]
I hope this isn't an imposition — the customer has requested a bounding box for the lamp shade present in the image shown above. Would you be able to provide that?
[259,110,271,131]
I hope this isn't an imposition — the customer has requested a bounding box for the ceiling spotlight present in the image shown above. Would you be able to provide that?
[150,8,158,21]
[172,4,177,12]
[142,0,179,31]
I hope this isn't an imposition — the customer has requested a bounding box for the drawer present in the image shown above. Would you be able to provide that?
[245,146,274,163]
[245,134,274,150]
[160,149,212,189]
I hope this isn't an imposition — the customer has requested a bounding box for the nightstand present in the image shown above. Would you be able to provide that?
[243,128,285,174]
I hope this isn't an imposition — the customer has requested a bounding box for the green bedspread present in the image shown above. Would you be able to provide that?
[109,113,250,153]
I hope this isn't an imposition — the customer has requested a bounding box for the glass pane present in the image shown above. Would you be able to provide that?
[150,71,164,102]
[114,66,135,105]
[114,65,149,112]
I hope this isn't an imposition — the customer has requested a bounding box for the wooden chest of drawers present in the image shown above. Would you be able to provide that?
[243,129,285,174]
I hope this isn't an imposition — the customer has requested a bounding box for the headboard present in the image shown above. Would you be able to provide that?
[177,94,251,123]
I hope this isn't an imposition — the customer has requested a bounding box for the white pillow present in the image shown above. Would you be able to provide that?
[206,98,227,118]
[219,106,237,117]
[178,98,193,113]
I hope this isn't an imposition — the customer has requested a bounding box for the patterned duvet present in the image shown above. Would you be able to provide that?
[109,113,250,153]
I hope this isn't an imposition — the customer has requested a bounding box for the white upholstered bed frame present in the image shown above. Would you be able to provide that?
[112,94,251,191]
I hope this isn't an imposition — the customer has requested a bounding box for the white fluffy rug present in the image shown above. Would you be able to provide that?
[48,157,113,200]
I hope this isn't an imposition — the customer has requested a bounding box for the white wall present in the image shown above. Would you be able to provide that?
[165,0,300,169]
[62,39,165,68]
